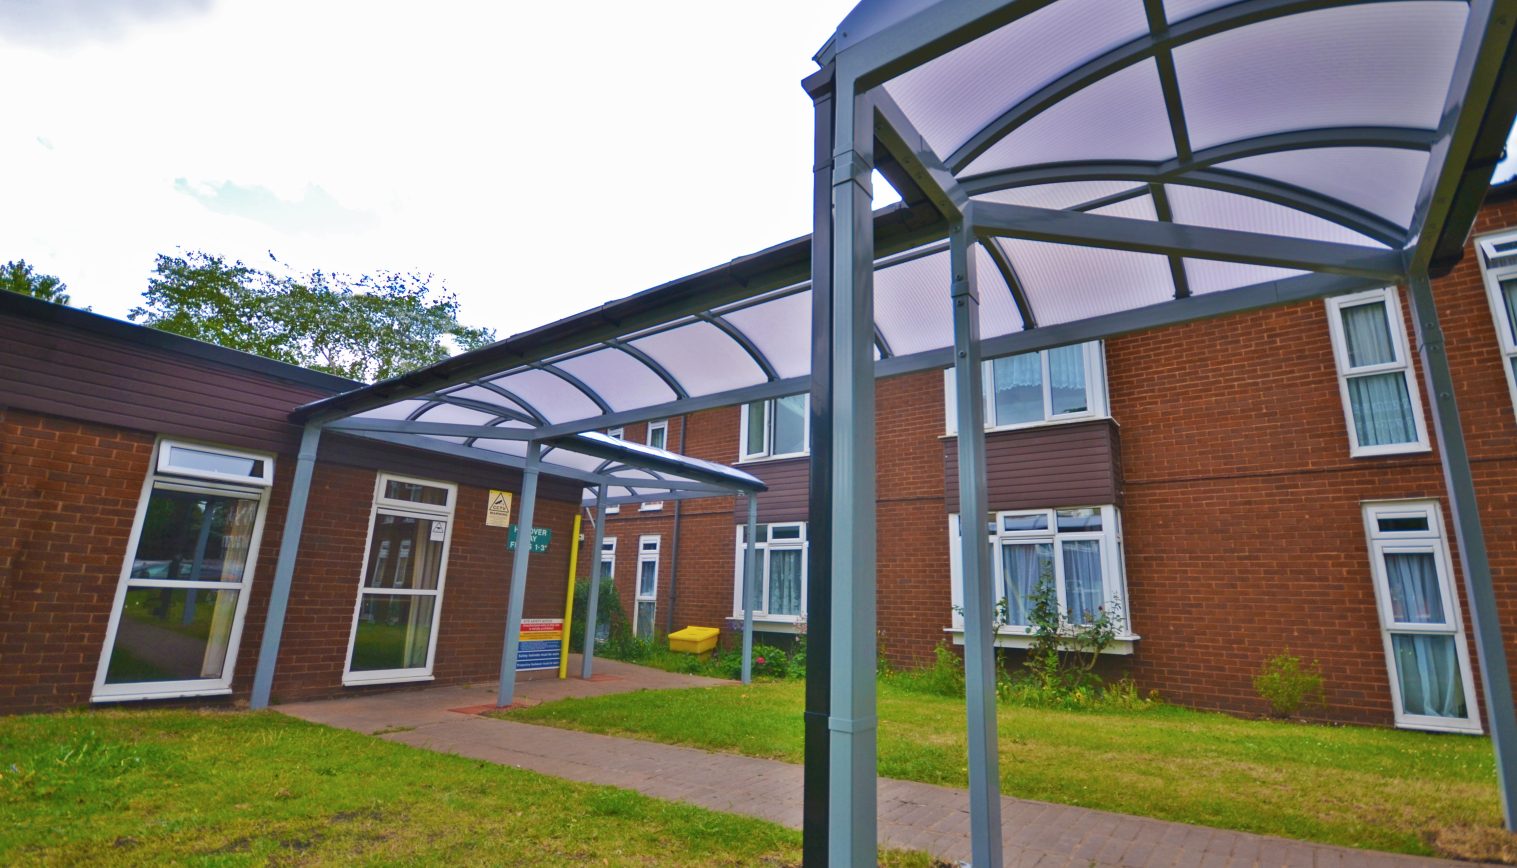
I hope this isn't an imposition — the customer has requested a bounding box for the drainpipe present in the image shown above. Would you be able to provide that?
[665,415,686,634]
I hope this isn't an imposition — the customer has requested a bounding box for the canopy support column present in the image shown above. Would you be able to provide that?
[828,75,878,867]
[579,486,608,680]
[950,221,1004,867]
[741,493,759,685]
[803,63,837,868]
[498,441,541,708]
[250,423,322,710]
[1407,273,1517,830]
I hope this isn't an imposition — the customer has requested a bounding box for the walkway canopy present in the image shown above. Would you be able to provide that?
[251,0,1516,865]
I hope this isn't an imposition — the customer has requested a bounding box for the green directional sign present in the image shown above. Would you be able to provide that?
[507,525,552,553]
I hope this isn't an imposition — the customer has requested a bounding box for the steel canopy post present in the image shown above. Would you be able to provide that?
[498,440,542,708]
[742,493,759,685]
[250,423,322,710]
[951,218,1005,866]
[803,63,836,868]
[1407,273,1517,829]
[828,72,879,867]
[580,486,608,680]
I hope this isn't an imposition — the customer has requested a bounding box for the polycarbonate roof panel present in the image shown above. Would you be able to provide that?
[1165,184,1388,248]
[973,243,1023,339]
[873,250,955,355]
[974,180,1144,211]
[553,347,678,413]
[882,0,1148,157]
[1174,2,1467,151]
[962,59,1175,177]
[439,385,533,419]
[353,399,430,421]
[996,237,1175,324]
[1216,147,1433,229]
[630,321,768,397]
[1182,258,1310,296]
[1162,0,1234,21]
[719,290,814,380]
[413,403,505,425]
[491,368,603,424]
[1088,193,1157,222]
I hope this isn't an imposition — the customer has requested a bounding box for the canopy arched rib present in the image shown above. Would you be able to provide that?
[696,312,782,381]
[464,380,550,426]
[942,0,1459,173]
[1149,182,1192,299]
[532,362,613,415]
[977,237,1038,329]
[607,340,690,400]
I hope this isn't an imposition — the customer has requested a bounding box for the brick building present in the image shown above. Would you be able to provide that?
[586,181,1517,732]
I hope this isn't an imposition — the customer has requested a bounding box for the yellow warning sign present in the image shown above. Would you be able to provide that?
[486,490,513,528]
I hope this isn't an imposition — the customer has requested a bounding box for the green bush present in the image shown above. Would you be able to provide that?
[1254,651,1326,718]
[889,642,965,698]
[568,578,632,653]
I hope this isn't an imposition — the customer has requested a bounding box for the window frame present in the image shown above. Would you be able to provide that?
[730,521,809,624]
[605,428,624,513]
[341,472,458,687]
[947,505,1134,649]
[634,535,660,637]
[639,423,668,511]
[92,438,275,703]
[1324,287,1430,457]
[1362,501,1481,733]
[943,341,1109,435]
[1476,228,1517,421]
[738,394,810,463]
[599,536,617,583]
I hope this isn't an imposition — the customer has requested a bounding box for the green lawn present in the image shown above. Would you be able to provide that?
[0,709,929,866]
[506,679,1513,861]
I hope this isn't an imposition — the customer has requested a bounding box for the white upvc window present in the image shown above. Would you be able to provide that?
[1477,229,1517,418]
[342,473,457,686]
[599,537,617,584]
[944,341,1108,434]
[605,427,624,514]
[948,506,1135,652]
[1325,288,1430,457]
[93,438,275,702]
[640,420,668,511]
[1362,501,1481,733]
[740,394,809,462]
[634,536,660,637]
[730,522,808,624]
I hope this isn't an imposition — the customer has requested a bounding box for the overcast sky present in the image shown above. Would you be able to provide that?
[0,0,866,332]
[2,1,1514,337]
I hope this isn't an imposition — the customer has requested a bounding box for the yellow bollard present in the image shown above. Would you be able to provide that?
[558,513,582,679]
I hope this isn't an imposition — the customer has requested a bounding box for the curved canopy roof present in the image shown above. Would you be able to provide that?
[297,0,1516,504]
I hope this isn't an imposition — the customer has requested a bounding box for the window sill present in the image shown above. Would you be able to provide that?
[343,673,436,687]
[1395,715,1484,735]
[943,627,1138,655]
[92,686,233,703]
[730,616,806,634]
[1349,443,1432,459]
[735,453,809,466]
[940,414,1114,440]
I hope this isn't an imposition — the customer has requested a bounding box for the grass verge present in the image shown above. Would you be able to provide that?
[1,708,929,866]
[505,678,1511,860]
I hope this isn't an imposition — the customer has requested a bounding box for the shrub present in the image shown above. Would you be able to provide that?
[568,579,631,652]
[1254,651,1326,717]
[889,642,966,698]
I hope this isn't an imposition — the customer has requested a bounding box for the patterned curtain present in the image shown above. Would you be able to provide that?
[767,549,802,616]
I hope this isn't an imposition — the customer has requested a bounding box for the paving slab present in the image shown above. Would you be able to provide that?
[278,665,1485,867]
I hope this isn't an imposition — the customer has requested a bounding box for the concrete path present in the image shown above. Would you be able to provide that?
[279,660,1474,867]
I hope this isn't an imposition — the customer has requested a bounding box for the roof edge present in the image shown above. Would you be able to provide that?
[0,290,358,393]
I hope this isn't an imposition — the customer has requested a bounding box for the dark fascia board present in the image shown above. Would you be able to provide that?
[1429,25,1517,277]
[293,200,949,423]
[1486,175,1517,204]
[0,290,358,393]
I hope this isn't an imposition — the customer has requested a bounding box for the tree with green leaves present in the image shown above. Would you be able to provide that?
[131,251,496,382]
[1,259,71,305]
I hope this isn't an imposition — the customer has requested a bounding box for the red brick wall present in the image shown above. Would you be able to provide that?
[0,407,581,714]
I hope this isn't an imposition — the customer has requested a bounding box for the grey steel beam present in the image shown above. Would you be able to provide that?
[432,392,547,426]
[533,362,613,414]
[498,441,541,708]
[696,313,783,382]
[872,88,968,220]
[828,78,879,866]
[1143,0,1192,163]
[1408,0,1517,272]
[741,494,759,685]
[966,163,1407,247]
[1069,185,1151,214]
[452,381,548,425]
[250,423,322,710]
[530,377,810,440]
[874,326,895,360]
[942,0,1456,172]
[328,418,535,439]
[970,200,1406,281]
[580,487,608,680]
[1407,272,1517,829]
[950,222,1004,867]
[979,237,1038,329]
[1149,183,1192,299]
[608,341,691,399]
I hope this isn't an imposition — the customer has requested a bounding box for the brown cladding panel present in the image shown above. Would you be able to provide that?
[942,419,1122,510]
[731,457,809,523]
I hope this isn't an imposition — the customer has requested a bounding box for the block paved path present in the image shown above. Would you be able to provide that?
[279,661,1477,867]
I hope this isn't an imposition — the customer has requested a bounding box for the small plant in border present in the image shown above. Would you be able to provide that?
[1254,650,1326,718]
